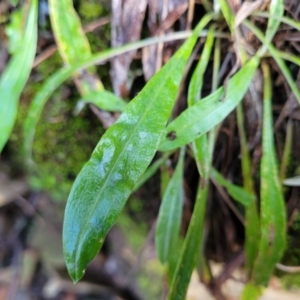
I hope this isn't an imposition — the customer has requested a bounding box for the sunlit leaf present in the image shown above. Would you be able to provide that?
[48,0,103,98]
[62,16,213,283]
[48,0,94,66]
[159,56,260,151]
[0,0,38,152]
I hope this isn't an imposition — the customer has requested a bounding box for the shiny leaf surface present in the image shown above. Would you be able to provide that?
[23,29,213,162]
[63,18,211,283]
[159,56,260,151]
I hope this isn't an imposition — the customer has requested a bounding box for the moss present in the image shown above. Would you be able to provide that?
[29,92,104,201]
[116,213,164,298]
[79,0,104,21]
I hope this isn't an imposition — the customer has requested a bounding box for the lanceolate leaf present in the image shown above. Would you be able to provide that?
[251,62,286,286]
[63,16,213,283]
[159,56,260,151]
[155,148,185,264]
[0,0,37,152]
[48,0,104,105]
[48,0,95,66]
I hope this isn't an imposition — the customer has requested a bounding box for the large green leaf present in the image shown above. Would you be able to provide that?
[63,16,213,283]
[0,0,37,152]
[23,24,214,162]
[250,62,286,286]
[155,148,185,264]
[159,56,260,151]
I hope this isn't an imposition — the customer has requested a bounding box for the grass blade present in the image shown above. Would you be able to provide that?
[188,26,214,179]
[236,104,260,273]
[0,0,37,152]
[188,26,214,105]
[168,183,209,300]
[155,148,185,264]
[243,20,300,104]
[159,56,260,151]
[265,0,284,43]
[62,17,213,283]
[250,62,286,287]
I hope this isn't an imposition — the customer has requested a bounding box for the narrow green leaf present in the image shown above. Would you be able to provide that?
[159,56,260,151]
[188,26,214,179]
[211,169,255,207]
[253,12,300,31]
[236,104,260,273]
[188,26,214,105]
[279,121,293,182]
[155,148,185,264]
[243,20,300,104]
[265,0,283,43]
[168,182,209,300]
[0,0,38,152]
[63,16,213,283]
[251,62,286,286]
[218,0,234,33]
[80,90,127,112]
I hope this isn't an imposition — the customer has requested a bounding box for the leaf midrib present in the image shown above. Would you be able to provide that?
[73,55,187,276]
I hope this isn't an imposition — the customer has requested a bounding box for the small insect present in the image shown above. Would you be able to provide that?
[166,130,177,140]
